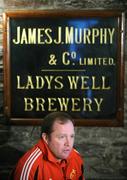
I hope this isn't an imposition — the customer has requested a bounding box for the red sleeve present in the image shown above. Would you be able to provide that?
[12,147,43,180]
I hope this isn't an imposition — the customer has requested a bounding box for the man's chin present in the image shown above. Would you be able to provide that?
[62,152,71,159]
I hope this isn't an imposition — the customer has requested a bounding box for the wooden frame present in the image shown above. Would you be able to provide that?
[3,10,125,126]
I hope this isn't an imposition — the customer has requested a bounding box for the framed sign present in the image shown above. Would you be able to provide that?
[3,10,125,126]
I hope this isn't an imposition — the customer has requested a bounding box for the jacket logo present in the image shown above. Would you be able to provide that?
[70,169,76,179]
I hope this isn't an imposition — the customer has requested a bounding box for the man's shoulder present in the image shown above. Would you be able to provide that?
[18,145,43,166]
[68,149,84,167]
[71,149,83,160]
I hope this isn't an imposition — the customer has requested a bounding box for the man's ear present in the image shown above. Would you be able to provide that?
[42,133,48,144]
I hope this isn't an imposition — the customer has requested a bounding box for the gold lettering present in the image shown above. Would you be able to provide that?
[54,76,63,89]
[13,27,115,45]
[108,28,115,44]
[48,98,57,111]
[71,98,80,111]
[45,28,52,44]
[24,98,34,111]
[17,75,25,89]
[83,98,92,111]
[36,98,45,111]
[28,28,36,44]
[81,76,90,89]
[65,27,74,44]
[54,26,62,44]
[23,97,104,112]
[45,76,54,89]
[20,28,28,44]
[92,28,99,44]
[102,76,111,90]
[38,28,45,44]
[84,29,91,44]
[62,52,71,65]
[36,76,45,89]
[91,76,100,90]
[25,76,34,89]
[100,28,107,44]
[75,28,82,44]
[13,26,21,44]
[68,76,79,89]
[94,98,103,111]
[58,98,69,111]
[83,98,103,112]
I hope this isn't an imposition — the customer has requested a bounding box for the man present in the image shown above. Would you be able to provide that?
[12,112,84,180]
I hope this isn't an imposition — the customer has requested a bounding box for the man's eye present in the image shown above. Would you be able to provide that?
[71,135,75,138]
[59,135,65,139]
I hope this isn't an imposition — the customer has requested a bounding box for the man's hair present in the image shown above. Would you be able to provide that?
[41,112,74,136]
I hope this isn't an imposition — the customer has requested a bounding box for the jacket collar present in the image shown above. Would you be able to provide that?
[37,138,73,164]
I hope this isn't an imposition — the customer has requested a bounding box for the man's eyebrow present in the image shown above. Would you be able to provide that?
[56,133,75,136]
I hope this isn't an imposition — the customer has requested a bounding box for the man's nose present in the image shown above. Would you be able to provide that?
[64,137,70,146]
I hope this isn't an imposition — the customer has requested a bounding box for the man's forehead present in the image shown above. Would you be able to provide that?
[53,119,73,125]
[52,120,74,131]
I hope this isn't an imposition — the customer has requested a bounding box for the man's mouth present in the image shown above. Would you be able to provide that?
[63,149,70,153]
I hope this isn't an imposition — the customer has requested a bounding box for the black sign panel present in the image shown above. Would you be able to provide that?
[3,10,125,126]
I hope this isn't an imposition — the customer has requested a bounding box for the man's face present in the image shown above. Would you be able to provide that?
[47,120,75,160]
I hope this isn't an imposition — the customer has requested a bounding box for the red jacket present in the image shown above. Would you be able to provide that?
[13,139,84,180]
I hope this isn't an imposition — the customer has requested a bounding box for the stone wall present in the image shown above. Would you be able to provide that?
[0,0,127,179]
